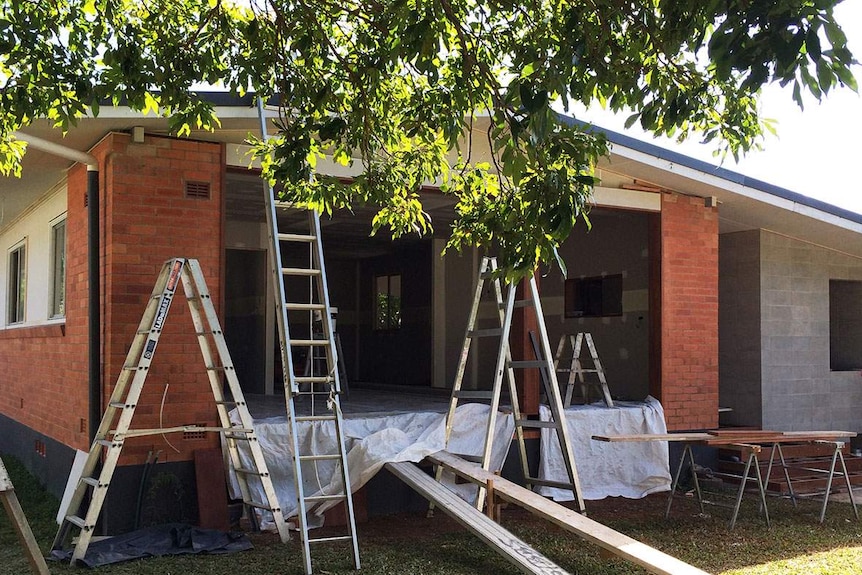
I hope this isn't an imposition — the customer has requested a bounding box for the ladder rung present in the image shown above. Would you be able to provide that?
[122,365,146,371]
[96,438,121,448]
[224,431,253,439]
[453,391,494,400]
[467,328,503,338]
[246,500,277,511]
[282,267,321,276]
[215,400,240,406]
[234,467,267,477]
[294,376,335,383]
[299,454,342,462]
[285,303,326,311]
[515,419,557,429]
[278,232,316,243]
[309,535,355,544]
[65,515,89,529]
[290,339,330,346]
[508,360,548,369]
[206,366,228,371]
[295,415,337,423]
[305,494,346,503]
[109,401,133,409]
[81,476,102,488]
[525,477,576,490]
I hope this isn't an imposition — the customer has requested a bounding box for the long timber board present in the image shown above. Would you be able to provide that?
[427,450,710,575]
[385,461,569,575]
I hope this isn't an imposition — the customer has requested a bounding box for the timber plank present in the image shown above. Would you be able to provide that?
[0,458,50,575]
[385,461,568,575]
[428,451,709,575]
[591,433,713,443]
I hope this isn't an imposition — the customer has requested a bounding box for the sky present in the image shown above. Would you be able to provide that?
[575,1,862,215]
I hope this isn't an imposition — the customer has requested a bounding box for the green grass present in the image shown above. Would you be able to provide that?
[3,456,862,574]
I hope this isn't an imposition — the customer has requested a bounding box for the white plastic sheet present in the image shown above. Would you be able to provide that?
[228,404,514,528]
[537,396,671,501]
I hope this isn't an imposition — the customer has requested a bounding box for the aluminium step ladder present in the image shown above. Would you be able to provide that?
[259,99,360,575]
[554,333,614,407]
[52,258,288,564]
[433,256,586,514]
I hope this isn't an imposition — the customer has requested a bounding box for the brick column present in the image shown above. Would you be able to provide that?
[657,193,719,430]
[99,133,225,464]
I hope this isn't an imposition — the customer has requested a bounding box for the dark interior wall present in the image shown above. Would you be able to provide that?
[225,249,268,394]
[540,210,651,401]
[718,230,763,427]
[357,240,433,386]
[325,255,360,382]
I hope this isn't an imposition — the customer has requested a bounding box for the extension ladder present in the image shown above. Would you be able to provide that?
[435,256,586,514]
[259,99,360,575]
[554,333,614,407]
[52,258,288,564]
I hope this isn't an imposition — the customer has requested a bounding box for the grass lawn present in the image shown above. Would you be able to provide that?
[2,456,862,574]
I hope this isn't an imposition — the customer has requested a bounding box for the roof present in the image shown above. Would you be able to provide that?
[3,93,862,256]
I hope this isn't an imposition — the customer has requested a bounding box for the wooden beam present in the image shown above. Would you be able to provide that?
[385,461,568,575]
[0,458,50,575]
[428,451,709,575]
[592,433,714,443]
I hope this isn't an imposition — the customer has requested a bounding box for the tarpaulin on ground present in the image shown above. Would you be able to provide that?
[228,403,515,529]
[50,523,252,568]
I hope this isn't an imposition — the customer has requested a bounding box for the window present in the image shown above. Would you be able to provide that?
[7,242,26,324]
[829,280,862,371]
[564,274,623,318]
[374,274,401,330]
[51,220,66,317]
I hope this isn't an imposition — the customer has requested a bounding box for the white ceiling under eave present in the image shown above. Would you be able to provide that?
[3,111,862,260]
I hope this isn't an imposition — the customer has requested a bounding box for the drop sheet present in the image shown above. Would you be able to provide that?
[537,396,671,501]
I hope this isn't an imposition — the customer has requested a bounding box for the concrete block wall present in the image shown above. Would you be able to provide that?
[658,193,719,430]
[759,231,862,432]
[718,230,763,427]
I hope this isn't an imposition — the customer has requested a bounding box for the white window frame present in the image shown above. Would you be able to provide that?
[49,217,67,318]
[7,239,27,324]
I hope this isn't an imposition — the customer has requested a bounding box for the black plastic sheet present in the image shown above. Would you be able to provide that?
[51,523,253,568]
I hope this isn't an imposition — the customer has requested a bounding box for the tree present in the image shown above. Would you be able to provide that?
[0,0,856,277]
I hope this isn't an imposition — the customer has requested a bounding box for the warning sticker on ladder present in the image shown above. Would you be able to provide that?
[0,457,12,492]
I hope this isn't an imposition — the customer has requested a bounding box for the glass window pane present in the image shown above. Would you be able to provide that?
[52,221,66,317]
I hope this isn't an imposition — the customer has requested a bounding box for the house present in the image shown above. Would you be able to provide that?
[1,94,861,530]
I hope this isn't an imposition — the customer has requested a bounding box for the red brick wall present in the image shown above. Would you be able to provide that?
[99,133,225,464]
[0,167,91,453]
[658,193,719,430]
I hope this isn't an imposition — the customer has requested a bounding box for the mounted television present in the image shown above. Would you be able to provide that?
[564,274,623,318]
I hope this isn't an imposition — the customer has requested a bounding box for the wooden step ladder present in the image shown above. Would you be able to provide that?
[258,99,360,575]
[434,256,586,514]
[554,333,614,407]
[52,258,289,564]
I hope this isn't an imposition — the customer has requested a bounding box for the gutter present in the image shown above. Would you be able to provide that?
[14,131,102,443]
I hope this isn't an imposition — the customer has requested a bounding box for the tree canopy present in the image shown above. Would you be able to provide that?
[0,0,857,277]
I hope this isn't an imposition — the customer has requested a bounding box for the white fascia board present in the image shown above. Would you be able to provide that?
[591,186,660,212]
[608,142,862,234]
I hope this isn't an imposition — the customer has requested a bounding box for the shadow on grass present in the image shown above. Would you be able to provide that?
[3,456,862,575]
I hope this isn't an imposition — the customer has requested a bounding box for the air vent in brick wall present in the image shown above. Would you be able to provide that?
[184,181,211,199]
[182,425,208,441]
